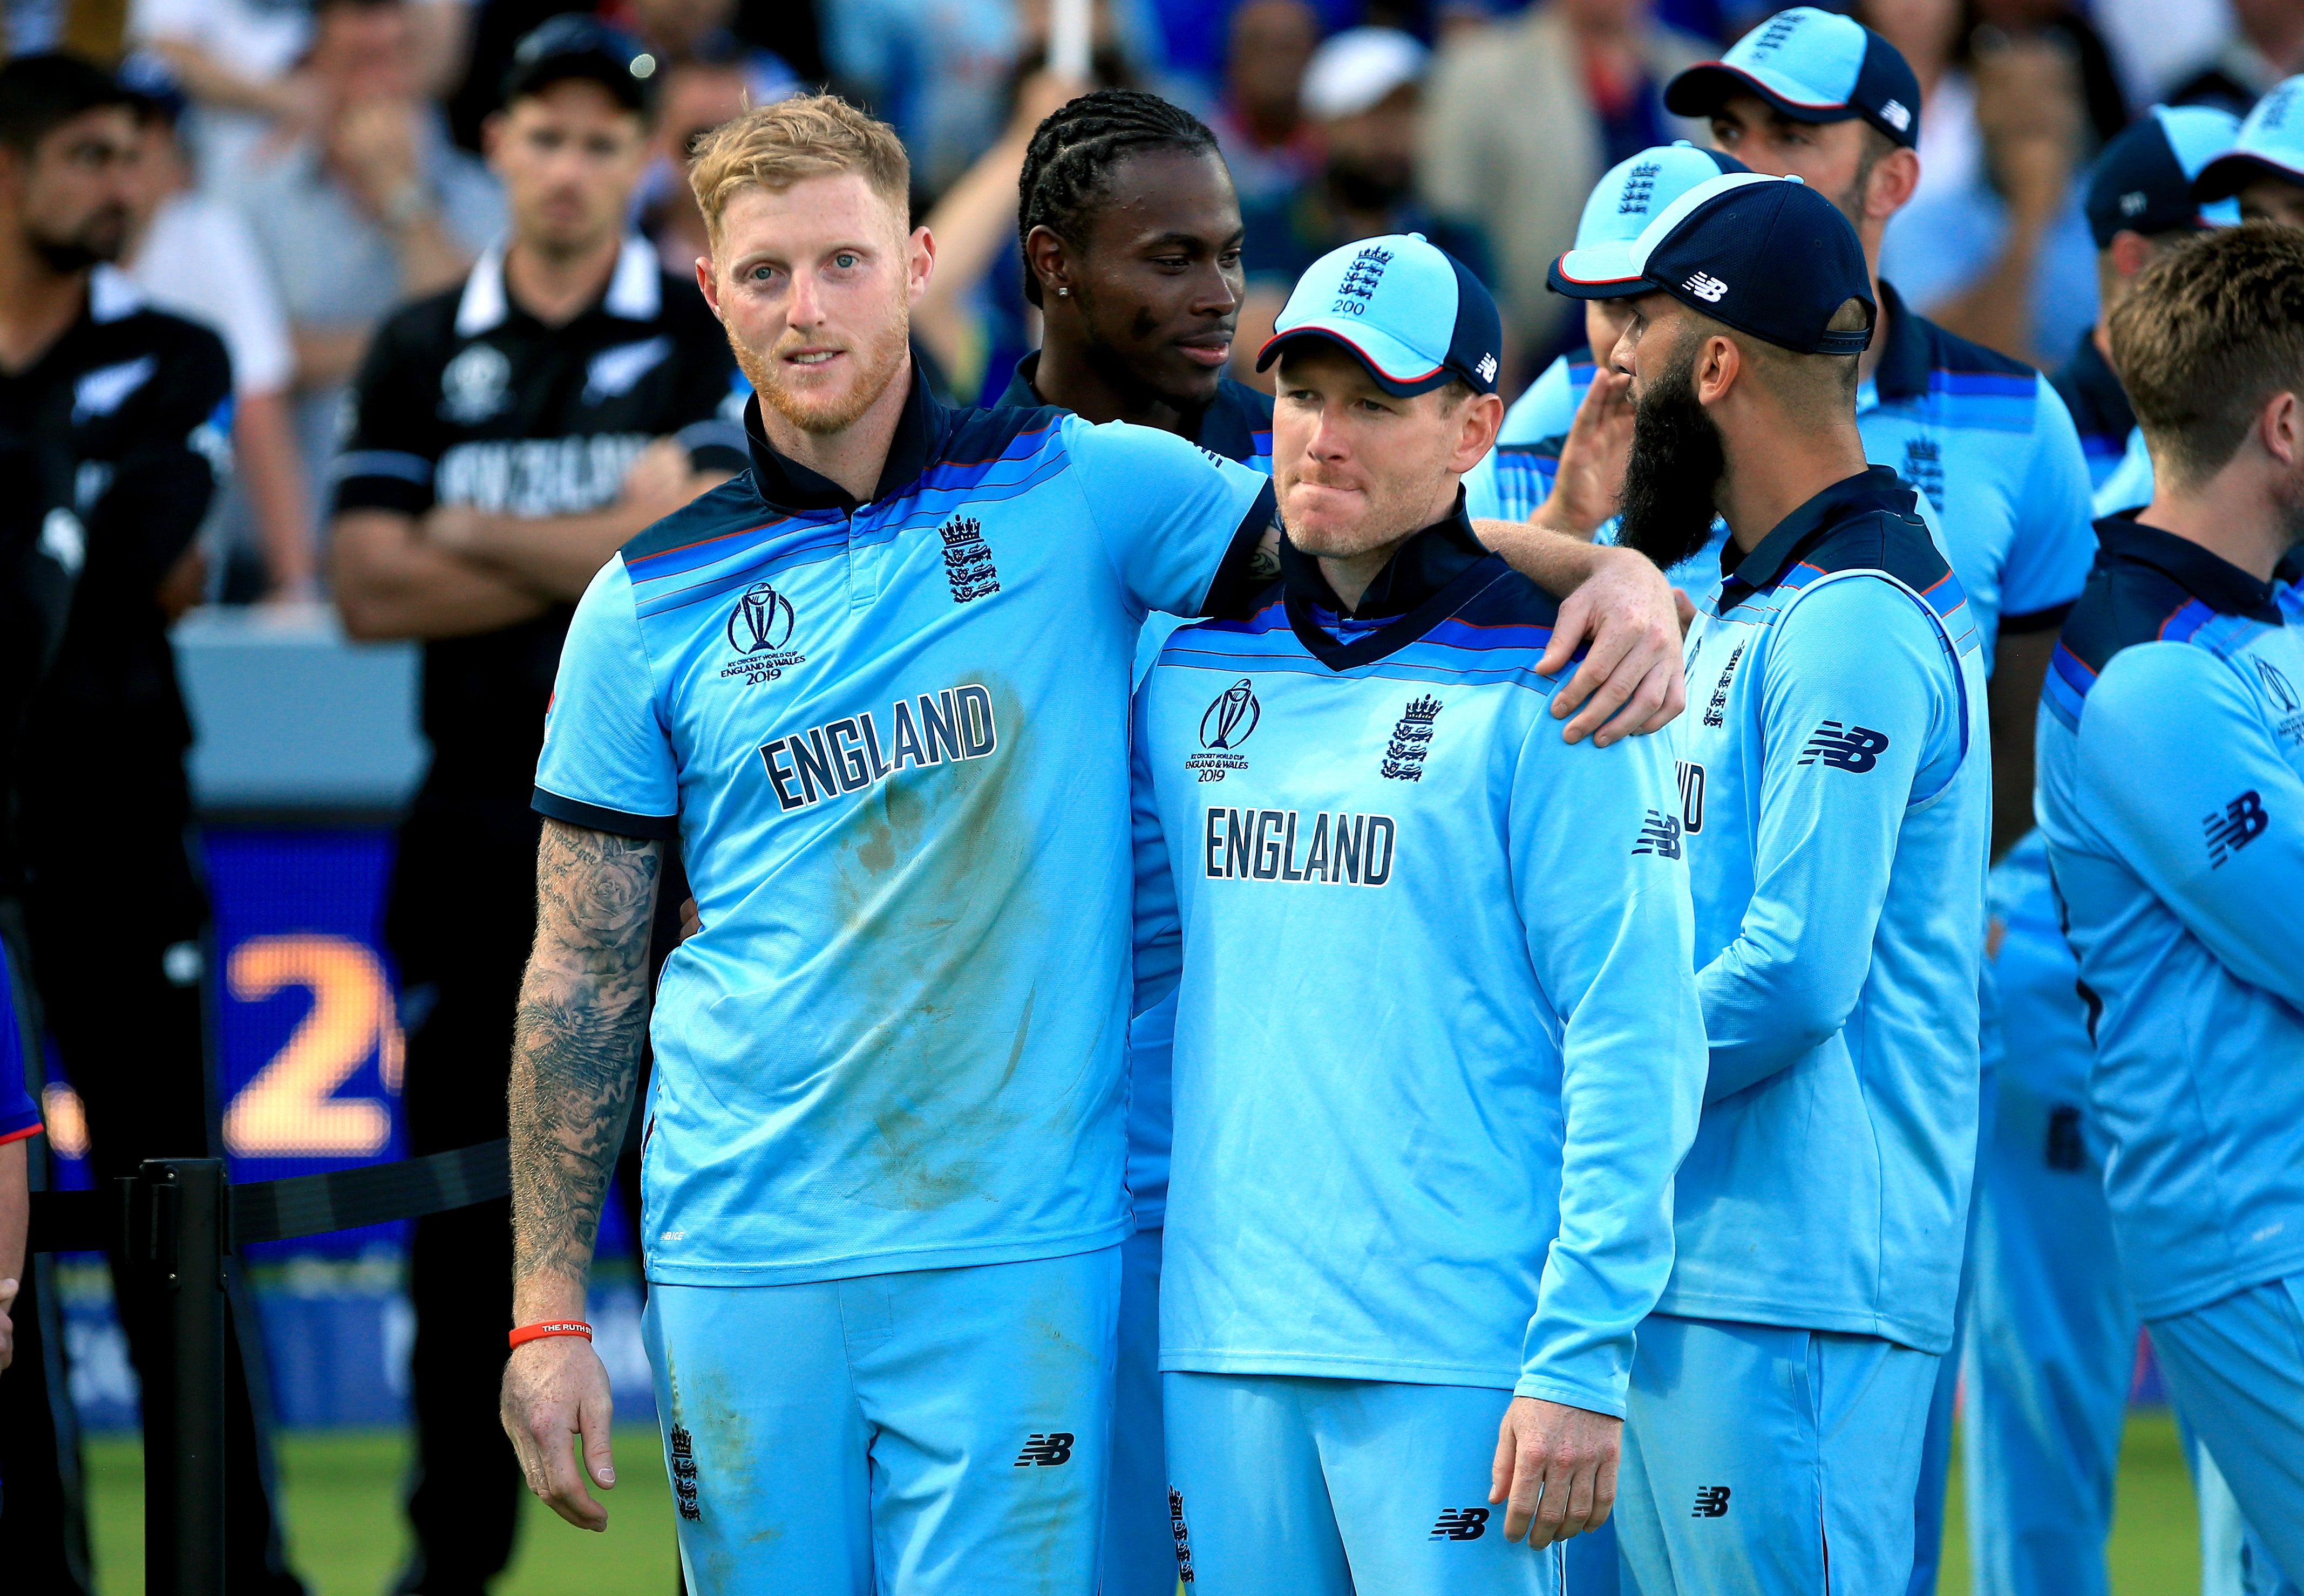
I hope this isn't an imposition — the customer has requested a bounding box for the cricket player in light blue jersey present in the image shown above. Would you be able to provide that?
[494,94,1693,1596]
[1555,170,1991,1593]
[1131,231,1705,1596]
[1665,23,2092,1585]
[2037,224,2304,1592]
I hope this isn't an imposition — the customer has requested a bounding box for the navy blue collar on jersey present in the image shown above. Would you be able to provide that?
[1277,495,1506,670]
[2094,514,2283,624]
[1722,465,1921,596]
[2057,332,2133,441]
[1868,279,1935,403]
[741,359,948,514]
[996,350,1270,466]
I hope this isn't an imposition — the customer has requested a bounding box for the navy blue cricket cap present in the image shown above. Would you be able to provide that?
[1555,172,1874,356]
[504,15,657,115]
[1666,7,1922,151]
[2085,106,2241,247]
[1257,233,1505,397]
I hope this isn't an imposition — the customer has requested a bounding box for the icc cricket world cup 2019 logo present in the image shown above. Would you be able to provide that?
[1187,677,1259,783]
[718,581,806,686]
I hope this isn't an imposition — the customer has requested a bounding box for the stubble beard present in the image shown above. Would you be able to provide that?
[736,295,912,438]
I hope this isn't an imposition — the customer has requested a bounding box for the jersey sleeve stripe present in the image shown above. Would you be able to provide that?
[532,786,680,840]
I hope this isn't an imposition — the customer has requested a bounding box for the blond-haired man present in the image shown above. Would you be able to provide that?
[495,92,1685,1593]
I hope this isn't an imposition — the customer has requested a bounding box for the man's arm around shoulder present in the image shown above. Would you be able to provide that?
[500,820,663,1531]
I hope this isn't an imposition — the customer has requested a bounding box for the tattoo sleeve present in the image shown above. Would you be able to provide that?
[508,820,664,1313]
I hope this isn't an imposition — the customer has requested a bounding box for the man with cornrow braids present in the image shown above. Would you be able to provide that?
[998,87,1273,1594]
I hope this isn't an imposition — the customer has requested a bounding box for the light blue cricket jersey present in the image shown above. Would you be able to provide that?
[1468,289,2097,669]
[2037,517,2304,1321]
[992,354,1277,1232]
[534,373,1273,1285]
[1129,510,1707,1412]
[1665,467,1991,1354]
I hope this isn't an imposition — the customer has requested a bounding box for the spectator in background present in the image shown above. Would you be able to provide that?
[2056,105,2239,487]
[611,0,800,104]
[235,0,501,544]
[1234,26,1490,389]
[120,87,316,601]
[1208,0,1322,204]
[324,23,740,1586]
[823,0,1025,195]
[127,0,471,194]
[1420,0,1709,374]
[2167,0,2304,118]
[638,53,752,276]
[1878,24,2096,367]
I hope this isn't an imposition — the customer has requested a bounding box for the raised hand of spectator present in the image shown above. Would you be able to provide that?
[329,96,426,225]
[1971,31,2083,229]
[1533,365,1634,541]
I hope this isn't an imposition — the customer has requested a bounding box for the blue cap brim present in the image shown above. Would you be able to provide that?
[2194,149,2304,204]
[1549,242,1650,299]
[1664,60,1859,124]
[1256,323,1457,397]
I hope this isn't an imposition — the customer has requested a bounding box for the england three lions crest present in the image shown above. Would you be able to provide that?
[1381,694,1442,780]
[941,515,1001,603]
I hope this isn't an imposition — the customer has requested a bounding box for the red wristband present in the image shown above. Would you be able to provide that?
[508,1320,593,1350]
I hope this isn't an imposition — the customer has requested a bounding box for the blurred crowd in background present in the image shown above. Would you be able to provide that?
[2,0,2294,605]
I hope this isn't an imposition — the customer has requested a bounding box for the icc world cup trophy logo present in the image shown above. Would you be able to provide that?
[1200,678,1261,749]
[726,581,796,655]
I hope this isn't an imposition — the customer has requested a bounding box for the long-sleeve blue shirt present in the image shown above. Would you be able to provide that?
[1663,467,1992,1354]
[2037,516,2304,1320]
[1131,510,1707,1415]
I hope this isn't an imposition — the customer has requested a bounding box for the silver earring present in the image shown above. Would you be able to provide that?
[1057,287,1069,297]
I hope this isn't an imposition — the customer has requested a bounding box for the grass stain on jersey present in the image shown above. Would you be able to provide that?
[822,673,1081,1212]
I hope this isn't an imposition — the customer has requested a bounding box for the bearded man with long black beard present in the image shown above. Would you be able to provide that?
[1557,170,1994,1595]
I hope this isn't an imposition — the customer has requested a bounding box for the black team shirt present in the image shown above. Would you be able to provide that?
[332,238,748,813]
[3,269,230,890]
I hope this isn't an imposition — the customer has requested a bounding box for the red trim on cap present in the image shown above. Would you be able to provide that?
[1258,325,1446,385]
[1687,60,1848,112]
[1553,257,1645,286]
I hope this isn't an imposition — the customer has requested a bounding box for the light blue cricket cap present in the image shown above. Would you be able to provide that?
[2195,75,2304,203]
[1258,232,1505,396]
[1666,6,1922,149]
[1551,142,1752,298]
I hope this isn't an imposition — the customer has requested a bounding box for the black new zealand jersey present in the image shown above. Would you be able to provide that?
[333,238,746,807]
[4,270,230,884]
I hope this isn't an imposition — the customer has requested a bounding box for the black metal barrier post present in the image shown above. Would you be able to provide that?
[28,1137,511,1596]
[145,1159,228,1596]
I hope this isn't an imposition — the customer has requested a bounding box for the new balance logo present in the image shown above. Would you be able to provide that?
[1431,1507,1490,1540]
[2204,789,2268,867]
[1014,1432,1075,1467]
[1633,808,1683,859]
[1477,352,1499,384]
[1880,98,1912,132]
[668,1424,702,1520]
[1693,1485,1731,1518]
[1683,271,1729,303]
[1799,721,1891,773]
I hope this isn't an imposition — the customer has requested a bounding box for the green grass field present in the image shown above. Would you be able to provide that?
[84,1411,2205,1594]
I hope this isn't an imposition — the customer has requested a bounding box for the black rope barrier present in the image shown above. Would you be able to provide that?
[24,1138,513,1596]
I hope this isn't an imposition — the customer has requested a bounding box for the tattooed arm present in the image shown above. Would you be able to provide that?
[499,820,663,1531]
